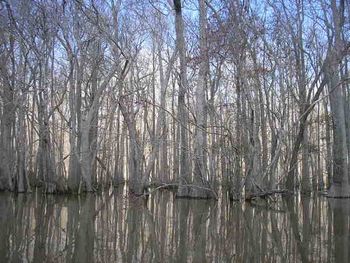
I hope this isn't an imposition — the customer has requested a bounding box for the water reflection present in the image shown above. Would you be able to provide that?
[0,189,349,262]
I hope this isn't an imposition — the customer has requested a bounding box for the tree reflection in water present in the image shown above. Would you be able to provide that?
[0,189,349,262]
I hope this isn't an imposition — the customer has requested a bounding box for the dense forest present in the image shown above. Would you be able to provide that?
[0,0,350,199]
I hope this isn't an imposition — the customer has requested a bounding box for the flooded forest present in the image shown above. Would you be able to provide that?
[0,0,350,262]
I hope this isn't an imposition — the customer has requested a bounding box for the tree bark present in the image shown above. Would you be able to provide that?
[174,0,191,197]
[327,0,350,197]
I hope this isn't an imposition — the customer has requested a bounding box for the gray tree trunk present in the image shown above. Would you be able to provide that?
[67,58,81,192]
[0,48,15,191]
[327,0,350,197]
[174,0,191,197]
[191,0,214,198]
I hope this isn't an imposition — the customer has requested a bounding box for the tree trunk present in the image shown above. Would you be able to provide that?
[191,0,214,198]
[174,0,191,197]
[327,0,350,197]
[0,37,15,191]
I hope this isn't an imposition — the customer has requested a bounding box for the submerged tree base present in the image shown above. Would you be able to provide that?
[245,189,290,201]
[327,183,350,198]
[176,184,217,199]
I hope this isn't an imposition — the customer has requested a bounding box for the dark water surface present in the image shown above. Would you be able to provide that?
[0,188,349,263]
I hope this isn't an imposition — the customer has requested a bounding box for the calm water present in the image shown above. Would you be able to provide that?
[0,187,349,263]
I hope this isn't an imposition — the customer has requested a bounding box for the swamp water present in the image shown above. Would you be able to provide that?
[0,187,349,262]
